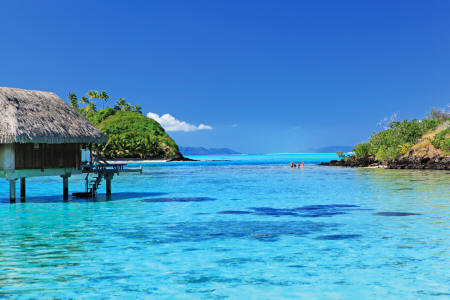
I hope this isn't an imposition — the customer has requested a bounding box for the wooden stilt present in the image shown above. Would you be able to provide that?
[20,178,26,202]
[106,175,112,198]
[62,175,69,200]
[9,180,16,203]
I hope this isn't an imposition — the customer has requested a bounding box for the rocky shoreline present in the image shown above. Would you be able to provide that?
[168,156,198,162]
[320,155,450,170]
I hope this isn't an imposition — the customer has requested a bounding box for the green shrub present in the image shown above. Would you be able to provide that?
[336,152,345,159]
[353,142,371,157]
[398,143,413,154]
[431,127,450,155]
[86,107,117,125]
[352,116,443,160]
[375,146,401,161]
[95,111,181,159]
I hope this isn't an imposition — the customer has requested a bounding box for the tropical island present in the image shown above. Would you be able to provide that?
[322,109,450,169]
[68,90,185,161]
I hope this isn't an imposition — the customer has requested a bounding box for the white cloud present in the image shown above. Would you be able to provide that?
[377,112,398,129]
[147,112,213,132]
[198,124,213,130]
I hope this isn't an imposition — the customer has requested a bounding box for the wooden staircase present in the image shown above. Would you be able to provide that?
[73,157,142,198]
[86,173,104,197]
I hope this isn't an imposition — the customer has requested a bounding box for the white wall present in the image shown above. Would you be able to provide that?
[0,144,14,170]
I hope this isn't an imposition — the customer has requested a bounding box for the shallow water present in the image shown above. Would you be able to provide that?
[0,154,449,298]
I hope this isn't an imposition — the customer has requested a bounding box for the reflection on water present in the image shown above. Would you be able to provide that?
[0,155,448,298]
[142,197,216,203]
[358,168,449,195]
[315,234,362,240]
[374,212,421,216]
[0,192,168,204]
[357,169,450,219]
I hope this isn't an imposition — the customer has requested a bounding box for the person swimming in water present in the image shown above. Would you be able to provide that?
[290,162,296,168]
[297,162,301,168]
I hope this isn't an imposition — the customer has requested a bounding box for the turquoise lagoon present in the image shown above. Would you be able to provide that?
[0,154,449,298]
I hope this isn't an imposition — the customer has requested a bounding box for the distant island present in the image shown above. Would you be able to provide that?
[321,109,450,169]
[179,147,241,155]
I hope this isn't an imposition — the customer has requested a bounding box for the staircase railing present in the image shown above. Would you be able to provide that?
[88,173,103,197]
[79,155,142,198]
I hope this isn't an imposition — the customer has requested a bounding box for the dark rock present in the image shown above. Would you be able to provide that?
[320,155,450,170]
[167,155,198,162]
[319,156,377,167]
[387,155,450,170]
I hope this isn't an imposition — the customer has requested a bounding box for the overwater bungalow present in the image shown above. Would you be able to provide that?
[0,87,107,202]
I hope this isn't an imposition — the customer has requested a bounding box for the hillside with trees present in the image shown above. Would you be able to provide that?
[325,108,450,169]
[352,110,448,160]
[68,90,182,160]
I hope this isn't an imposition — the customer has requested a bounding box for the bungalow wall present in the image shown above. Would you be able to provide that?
[0,144,15,170]
[14,143,81,170]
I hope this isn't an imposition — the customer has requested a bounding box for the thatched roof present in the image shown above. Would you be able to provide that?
[0,87,107,144]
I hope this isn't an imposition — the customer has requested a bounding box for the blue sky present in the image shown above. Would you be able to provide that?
[1,0,449,153]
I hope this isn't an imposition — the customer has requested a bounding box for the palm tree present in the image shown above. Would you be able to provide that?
[78,96,90,114]
[99,91,109,109]
[68,92,78,110]
[80,96,89,105]
[87,90,99,101]
[87,101,97,113]
[133,104,142,114]
[116,98,127,110]
[123,103,132,111]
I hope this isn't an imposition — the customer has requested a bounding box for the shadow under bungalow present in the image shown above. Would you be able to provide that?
[0,87,119,202]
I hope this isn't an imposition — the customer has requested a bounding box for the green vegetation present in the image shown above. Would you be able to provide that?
[352,109,449,161]
[431,127,450,155]
[69,91,182,159]
[336,152,349,160]
[96,111,180,159]
[353,142,371,158]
